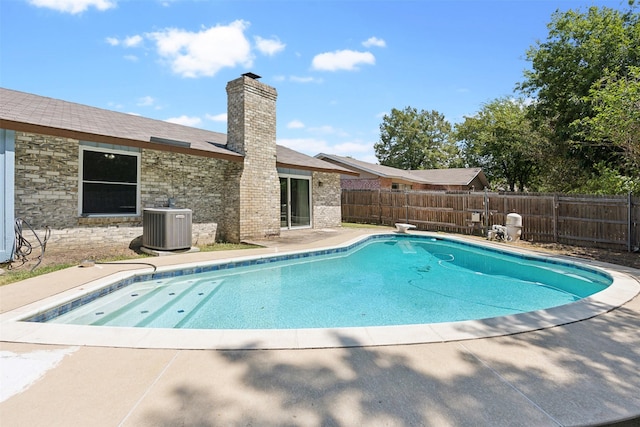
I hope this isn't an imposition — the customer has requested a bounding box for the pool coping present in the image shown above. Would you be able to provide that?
[1,231,639,350]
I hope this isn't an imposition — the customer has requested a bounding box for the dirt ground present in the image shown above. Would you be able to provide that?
[4,240,146,272]
[511,240,639,269]
[5,232,639,273]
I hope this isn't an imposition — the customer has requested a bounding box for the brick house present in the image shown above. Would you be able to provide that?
[315,153,489,191]
[0,74,355,261]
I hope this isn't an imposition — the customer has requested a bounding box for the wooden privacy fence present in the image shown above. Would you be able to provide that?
[341,190,640,251]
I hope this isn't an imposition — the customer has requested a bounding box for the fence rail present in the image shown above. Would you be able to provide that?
[341,190,640,251]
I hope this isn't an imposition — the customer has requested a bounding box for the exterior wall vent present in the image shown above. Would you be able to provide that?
[143,208,192,250]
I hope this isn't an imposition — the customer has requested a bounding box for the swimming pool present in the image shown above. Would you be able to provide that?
[29,234,611,329]
[3,231,638,349]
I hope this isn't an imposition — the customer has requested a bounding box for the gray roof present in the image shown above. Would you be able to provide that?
[0,87,238,160]
[277,146,357,175]
[0,87,350,174]
[409,168,488,187]
[316,153,426,182]
[316,153,488,187]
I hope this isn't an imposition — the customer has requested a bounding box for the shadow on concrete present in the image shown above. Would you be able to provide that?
[136,297,640,426]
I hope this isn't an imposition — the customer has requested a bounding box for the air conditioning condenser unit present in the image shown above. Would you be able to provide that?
[143,208,192,251]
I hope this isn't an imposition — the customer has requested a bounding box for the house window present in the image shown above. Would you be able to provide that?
[79,145,140,215]
[392,183,412,191]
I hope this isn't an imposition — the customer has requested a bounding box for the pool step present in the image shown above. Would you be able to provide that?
[134,279,223,328]
[53,277,220,328]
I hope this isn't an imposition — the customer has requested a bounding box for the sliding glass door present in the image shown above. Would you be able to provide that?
[280,175,311,229]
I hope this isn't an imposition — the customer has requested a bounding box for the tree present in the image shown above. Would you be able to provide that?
[455,98,545,191]
[579,66,640,173]
[517,4,640,180]
[374,107,459,170]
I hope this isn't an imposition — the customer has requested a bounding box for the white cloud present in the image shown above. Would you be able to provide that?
[254,36,285,56]
[28,0,116,14]
[165,115,202,126]
[206,113,227,122]
[147,20,253,78]
[358,152,379,164]
[123,35,143,48]
[312,49,375,71]
[362,37,386,48]
[124,54,138,62]
[277,137,375,160]
[287,120,305,129]
[137,96,155,107]
[277,137,330,156]
[290,75,322,84]
[308,125,337,134]
[333,140,372,154]
[308,125,349,138]
[106,34,142,48]
[332,139,378,164]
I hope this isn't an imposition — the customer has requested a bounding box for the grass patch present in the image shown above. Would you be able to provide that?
[0,242,262,287]
[198,242,262,252]
[0,263,75,287]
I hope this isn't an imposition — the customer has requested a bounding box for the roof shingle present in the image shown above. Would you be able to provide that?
[1,87,352,174]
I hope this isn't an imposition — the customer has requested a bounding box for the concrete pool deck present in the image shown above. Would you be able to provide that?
[1,227,639,426]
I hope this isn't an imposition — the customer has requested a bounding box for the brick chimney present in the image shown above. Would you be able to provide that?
[226,73,280,240]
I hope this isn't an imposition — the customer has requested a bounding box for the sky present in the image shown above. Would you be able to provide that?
[0,0,629,164]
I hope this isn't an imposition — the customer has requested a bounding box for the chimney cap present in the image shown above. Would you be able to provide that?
[242,72,261,80]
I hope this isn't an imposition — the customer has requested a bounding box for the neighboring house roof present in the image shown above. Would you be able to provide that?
[316,153,426,183]
[315,153,489,188]
[0,87,352,174]
[409,168,488,187]
[277,145,357,175]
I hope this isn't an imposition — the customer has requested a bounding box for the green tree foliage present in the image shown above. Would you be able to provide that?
[568,66,640,194]
[571,162,640,195]
[578,66,640,173]
[517,4,640,185]
[374,107,460,170]
[455,98,545,191]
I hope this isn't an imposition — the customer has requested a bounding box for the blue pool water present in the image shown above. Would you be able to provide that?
[40,235,611,329]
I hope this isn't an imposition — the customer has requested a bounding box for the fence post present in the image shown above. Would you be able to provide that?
[378,189,381,224]
[628,191,632,252]
[484,188,489,238]
[553,194,559,243]
[405,191,409,223]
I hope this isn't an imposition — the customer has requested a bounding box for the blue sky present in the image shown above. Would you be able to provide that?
[0,0,627,163]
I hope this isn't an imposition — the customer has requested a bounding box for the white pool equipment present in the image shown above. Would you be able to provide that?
[506,213,523,242]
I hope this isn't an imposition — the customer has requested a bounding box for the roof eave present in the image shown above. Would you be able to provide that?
[317,154,431,183]
[0,119,244,162]
[276,161,359,176]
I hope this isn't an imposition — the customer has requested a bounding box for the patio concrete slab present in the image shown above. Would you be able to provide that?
[118,344,558,427]
[0,344,177,427]
[461,294,640,426]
